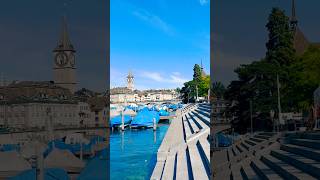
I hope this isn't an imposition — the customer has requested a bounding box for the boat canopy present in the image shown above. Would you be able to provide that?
[131,108,160,127]
[110,115,132,127]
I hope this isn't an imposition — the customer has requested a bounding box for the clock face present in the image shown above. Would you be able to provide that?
[69,53,75,67]
[55,53,68,67]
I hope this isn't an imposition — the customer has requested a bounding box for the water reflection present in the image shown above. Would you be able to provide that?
[110,125,169,180]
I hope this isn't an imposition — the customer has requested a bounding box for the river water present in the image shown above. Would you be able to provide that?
[110,124,169,180]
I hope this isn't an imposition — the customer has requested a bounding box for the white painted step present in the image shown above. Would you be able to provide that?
[262,154,316,180]
[175,146,189,180]
[251,159,283,179]
[185,114,200,134]
[241,164,259,180]
[161,151,176,180]
[188,112,209,130]
[188,143,209,180]
[199,136,210,163]
[183,116,192,139]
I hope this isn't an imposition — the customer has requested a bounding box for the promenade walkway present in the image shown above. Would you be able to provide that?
[151,103,211,180]
[213,131,320,180]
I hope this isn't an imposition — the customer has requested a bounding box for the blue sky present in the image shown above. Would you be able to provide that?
[111,0,210,90]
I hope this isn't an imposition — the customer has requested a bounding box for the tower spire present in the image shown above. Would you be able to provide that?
[290,0,298,30]
[54,16,75,52]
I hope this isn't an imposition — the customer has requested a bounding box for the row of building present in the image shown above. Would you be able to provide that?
[110,72,180,103]
[110,87,179,103]
[0,81,107,131]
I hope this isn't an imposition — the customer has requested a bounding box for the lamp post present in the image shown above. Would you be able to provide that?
[277,74,282,132]
[270,110,275,132]
[250,99,253,135]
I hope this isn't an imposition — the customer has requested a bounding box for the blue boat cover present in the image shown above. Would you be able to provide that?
[159,109,170,116]
[0,144,20,152]
[110,115,132,127]
[77,148,108,180]
[9,168,69,180]
[131,108,160,127]
[216,133,232,147]
[44,136,105,157]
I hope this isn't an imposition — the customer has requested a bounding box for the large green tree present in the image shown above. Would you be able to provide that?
[211,81,225,99]
[266,8,295,66]
[181,64,210,103]
[225,7,296,133]
[193,64,202,82]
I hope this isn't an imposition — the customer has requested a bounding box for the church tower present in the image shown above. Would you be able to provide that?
[200,59,206,77]
[290,0,298,31]
[289,0,309,55]
[53,16,76,93]
[127,71,134,91]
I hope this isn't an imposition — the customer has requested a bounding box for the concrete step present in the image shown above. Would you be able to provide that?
[188,143,210,180]
[230,164,242,180]
[188,112,209,130]
[151,161,165,180]
[183,116,192,139]
[240,142,250,151]
[196,140,210,176]
[250,137,264,143]
[191,111,210,126]
[236,144,245,153]
[288,132,320,140]
[227,147,234,161]
[245,139,257,146]
[254,135,270,140]
[250,159,283,180]
[198,137,210,165]
[240,164,260,180]
[185,114,200,134]
[161,151,177,180]
[232,145,241,156]
[198,106,211,113]
[259,132,275,137]
[261,154,316,180]
[290,139,320,150]
[281,144,320,162]
[175,147,189,180]
[194,109,210,119]
[271,149,320,179]
[300,133,320,140]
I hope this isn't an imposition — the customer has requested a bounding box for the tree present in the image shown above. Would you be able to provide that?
[211,82,225,99]
[265,8,295,66]
[181,64,210,103]
[193,64,202,82]
[286,46,320,111]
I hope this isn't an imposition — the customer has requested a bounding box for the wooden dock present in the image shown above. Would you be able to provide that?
[151,103,211,180]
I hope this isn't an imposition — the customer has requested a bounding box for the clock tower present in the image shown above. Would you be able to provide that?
[53,16,76,93]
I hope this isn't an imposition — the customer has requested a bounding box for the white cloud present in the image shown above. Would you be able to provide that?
[199,0,208,6]
[140,71,164,82]
[110,68,127,88]
[138,71,188,84]
[169,74,188,84]
[172,72,181,76]
[132,9,174,36]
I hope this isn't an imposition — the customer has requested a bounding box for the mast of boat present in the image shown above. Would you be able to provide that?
[153,118,157,131]
[80,141,83,160]
[121,109,124,131]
